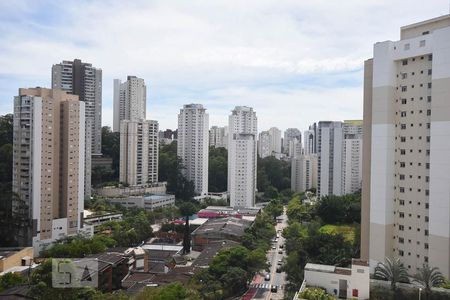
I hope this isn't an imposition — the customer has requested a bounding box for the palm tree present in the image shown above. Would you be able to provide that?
[374,257,409,290]
[413,264,445,298]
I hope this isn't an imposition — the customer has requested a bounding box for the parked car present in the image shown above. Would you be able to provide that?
[279,244,284,249]
[276,267,282,273]
[271,285,278,293]
[278,250,283,254]
[271,245,276,250]
[265,274,270,281]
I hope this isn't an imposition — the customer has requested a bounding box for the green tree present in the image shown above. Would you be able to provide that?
[179,201,197,254]
[414,264,445,299]
[0,272,25,292]
[265,199,283,219]
[208,147,227,192]
[101,126,120,179]
[135,282,200,300]
[374,257,409,290]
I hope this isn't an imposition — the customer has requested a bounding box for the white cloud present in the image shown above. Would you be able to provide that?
[0,0,448,133]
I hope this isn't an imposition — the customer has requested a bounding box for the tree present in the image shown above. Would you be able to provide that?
[135,282,200,300]
[208,147,227,192]
[374,257,409,290]
[101,126,120,180]
[179,202,197,254]
[265,199,283,220]
[414,264,445,298]
[0,272,25,292]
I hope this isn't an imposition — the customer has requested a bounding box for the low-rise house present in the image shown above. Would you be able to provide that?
[84,253,130,292]
[304,259,370,300]
[83,210,123,233]
[107,193,175,211]
[191,217,253,251]
[197,206,260,221]
[94,183,167,197]
[0,247,35,275]
[192,240,240,268]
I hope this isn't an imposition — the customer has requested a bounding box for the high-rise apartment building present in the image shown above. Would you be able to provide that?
[120,120,159,186]
[52,59,102,199]
[304,127,316,155]
[284,128,301,154]
[341,120,363,195]
[52,59,102,155]
[317,120,363,198]
[13,88,86,252]
[317,121,343,198]
[361,15,450,277]
[258,131,271,158]
[113,76,146,132]
[291,154,318,193]
[177,104,209,196]
[209,126,228,148]
[268,127,282,156]
[228,106,257,207]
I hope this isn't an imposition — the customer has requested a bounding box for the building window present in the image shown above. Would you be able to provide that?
[428,69,432,75]
[420,40,426,47]
[425,243,429,249]
[401,98,407,104]
[402,59,408,65]
[429,55,433,61]
[401,86,407,92]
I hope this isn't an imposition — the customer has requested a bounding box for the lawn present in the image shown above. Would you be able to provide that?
[319,224,356,242]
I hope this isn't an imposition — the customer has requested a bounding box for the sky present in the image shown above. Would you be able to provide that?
[0,0,448,133]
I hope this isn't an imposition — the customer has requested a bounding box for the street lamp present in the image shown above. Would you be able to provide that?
[419,287,422,300]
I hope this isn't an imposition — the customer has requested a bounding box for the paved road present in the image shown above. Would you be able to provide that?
[251,207,288,300]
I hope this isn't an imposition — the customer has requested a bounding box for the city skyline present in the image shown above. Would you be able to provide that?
[0,1,448,131]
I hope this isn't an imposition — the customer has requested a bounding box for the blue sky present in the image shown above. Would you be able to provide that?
[0,0,448,132]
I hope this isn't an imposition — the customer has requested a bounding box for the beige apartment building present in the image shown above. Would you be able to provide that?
[120,119,159,186]
[13,88,87,253]
[361,14,450,276]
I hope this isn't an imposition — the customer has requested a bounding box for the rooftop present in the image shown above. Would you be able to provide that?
[192,240,240,267]
[191,217,253,237]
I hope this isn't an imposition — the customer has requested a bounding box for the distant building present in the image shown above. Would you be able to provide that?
[303,128,316,155]
[0,247,34,274]
[258,131,271,158]
[113,76,146,132]
[317,120,363,198]
[191,217,253,251]
[283,128,301,154]
[106,194,175,211]
[13,88,87,252]
[209,126,228,148]
[228,106,257,207]
[119,120,159,186]
[177,104,209,196]
[291,154,318,193]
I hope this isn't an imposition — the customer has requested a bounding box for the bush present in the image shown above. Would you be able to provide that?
[300,287,334,300]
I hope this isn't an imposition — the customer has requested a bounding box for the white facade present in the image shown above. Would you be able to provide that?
[113,76,146,132]
[303,129,316,155]
[284,128,301,154]
[268,127,282,156]
[291,154,318,193]
[177,104,209,196]
[107,194,175,211]
[304,260,370,300]
[317,121,363,198]
[363,14,450,276]
[120,120,159,186]
[258,131,271,158]
[228,106,257,207]
[209,125,228,148]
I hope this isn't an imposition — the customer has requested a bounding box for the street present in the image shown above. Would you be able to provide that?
[250,207,288,300]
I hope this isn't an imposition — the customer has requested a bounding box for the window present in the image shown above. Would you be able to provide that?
[428,69,432,75]
[428,83,432,89]
[401,98,407,104]
[399,199,405,205]
[399,237,404,243]
[402,73,407,79]
[399,250,404,256]
[425,243,429,249]
[404,43,410,50]
[401,136,406,142]
[401,124,406,130]
[401,86,407,92]
[420,40,426,47]
[427,110,431,116]
[401,111,407,117]
[400,162,405,168]
[402,59,408,65]
[399,225,404,231]
[399,212,405,218]
[429,54,433,61]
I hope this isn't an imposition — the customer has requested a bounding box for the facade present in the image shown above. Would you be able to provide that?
[228,106,257,207]
[113,76,146,132]
[283,128,301,154]
[291,154,318,193]
[209,126,228,148]
[12,88,86,252]
[258,131,271,158]
[317,121,363,198]
[361,15,450,277]
[304,128,316,155]
[268,127,282,156]
[120,120,159,186]
[288,137,302,159]
[303,259,370,300]
[177,104,209,196]
[317,121,343,198]
[341,120,363,195]
[52,59,102,199]
[107,194,175,211]
[0,247,34,274]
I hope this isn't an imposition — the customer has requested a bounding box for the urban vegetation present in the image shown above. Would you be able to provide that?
[299,287,334,300]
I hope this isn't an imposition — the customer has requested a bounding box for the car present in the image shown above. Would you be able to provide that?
[271,285,278,293]
[278,259,282,263]
[276,267,282,273]
[265,274,270,281]
[271,246,276,250]
[279,244,284,249]
[278,250,283,254]
[276,233,280,238]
